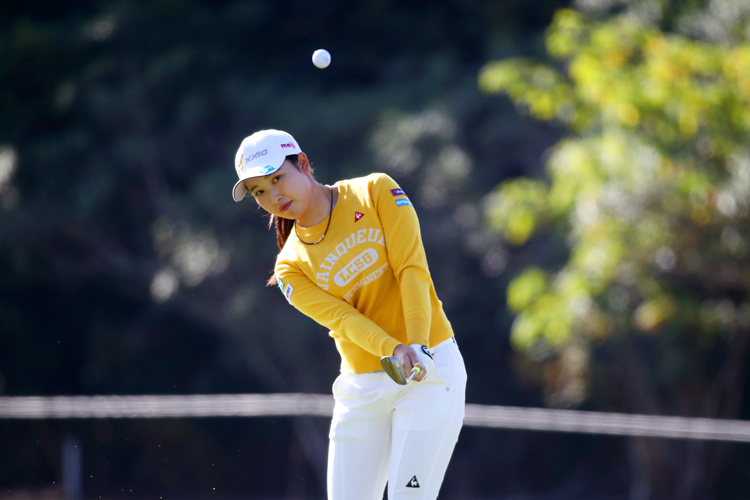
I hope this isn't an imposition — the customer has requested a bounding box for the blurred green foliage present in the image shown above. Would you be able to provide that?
[481,5,750,394]
[481,6,750,497]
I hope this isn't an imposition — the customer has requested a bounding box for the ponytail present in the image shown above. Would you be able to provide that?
[271,214,295,250]
[266,214,294,287]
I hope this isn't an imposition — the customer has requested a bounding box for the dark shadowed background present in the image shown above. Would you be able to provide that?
[2,1,750,499]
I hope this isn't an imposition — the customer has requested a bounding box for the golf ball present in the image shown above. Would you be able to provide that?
[312,49,331,69]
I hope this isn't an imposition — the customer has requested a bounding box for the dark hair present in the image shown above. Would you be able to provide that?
[269,215,295,251]
[267,154,300,250]
[267,154,301,287]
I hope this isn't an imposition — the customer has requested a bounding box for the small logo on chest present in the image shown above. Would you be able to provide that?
[354,211,364,222]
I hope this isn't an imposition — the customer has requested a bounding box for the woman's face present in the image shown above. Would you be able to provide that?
[244,158,315,219]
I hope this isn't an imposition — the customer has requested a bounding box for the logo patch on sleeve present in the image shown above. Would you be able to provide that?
[390,188,405,196]
[278,277,285,293]
[284,283,294,303]
[395,199,412,207]
[354,211,364,222]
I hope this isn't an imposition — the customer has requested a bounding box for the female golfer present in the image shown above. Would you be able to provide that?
[232,129,466,500]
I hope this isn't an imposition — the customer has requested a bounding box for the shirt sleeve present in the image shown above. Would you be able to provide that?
[370,174,432,347]
[275,259,403,357]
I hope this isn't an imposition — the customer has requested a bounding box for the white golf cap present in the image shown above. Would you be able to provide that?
[232,129,302,202]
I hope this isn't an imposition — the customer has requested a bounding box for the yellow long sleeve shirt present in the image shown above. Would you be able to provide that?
[275,173,454,373]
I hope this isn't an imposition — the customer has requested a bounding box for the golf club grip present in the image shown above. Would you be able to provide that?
[406,365,421,383]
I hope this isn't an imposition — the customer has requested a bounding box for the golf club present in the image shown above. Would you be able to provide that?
[380,356,421,385]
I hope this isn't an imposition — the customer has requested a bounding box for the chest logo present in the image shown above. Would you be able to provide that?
[354,211,364,222]
[334,248,378,287]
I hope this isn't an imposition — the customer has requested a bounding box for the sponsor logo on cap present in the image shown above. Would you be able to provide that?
[391,188,405,196]
[245,149,268,163]
[280,142,296,148]
[257,164,277,175]
[396,199,412,207]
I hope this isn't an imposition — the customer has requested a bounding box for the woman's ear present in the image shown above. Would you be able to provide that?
[297,153,311,174]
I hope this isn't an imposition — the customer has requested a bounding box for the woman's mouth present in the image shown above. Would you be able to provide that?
[280,201,292,212]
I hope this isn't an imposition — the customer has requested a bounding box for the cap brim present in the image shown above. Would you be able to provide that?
[232,179,248,202]
[231,156,286,202]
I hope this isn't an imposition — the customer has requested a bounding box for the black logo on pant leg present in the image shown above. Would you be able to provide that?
[406,475,420,488]
[420,345,433,360]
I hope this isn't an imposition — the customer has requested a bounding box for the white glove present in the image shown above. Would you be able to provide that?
[408,344,436,381]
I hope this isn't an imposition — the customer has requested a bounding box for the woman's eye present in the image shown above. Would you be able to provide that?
[253,190,263,197]
[273,175,281,183]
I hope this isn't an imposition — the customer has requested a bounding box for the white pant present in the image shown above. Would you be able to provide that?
[327,338,467,500]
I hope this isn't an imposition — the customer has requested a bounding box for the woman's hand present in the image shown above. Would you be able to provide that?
[393,344,427,382]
